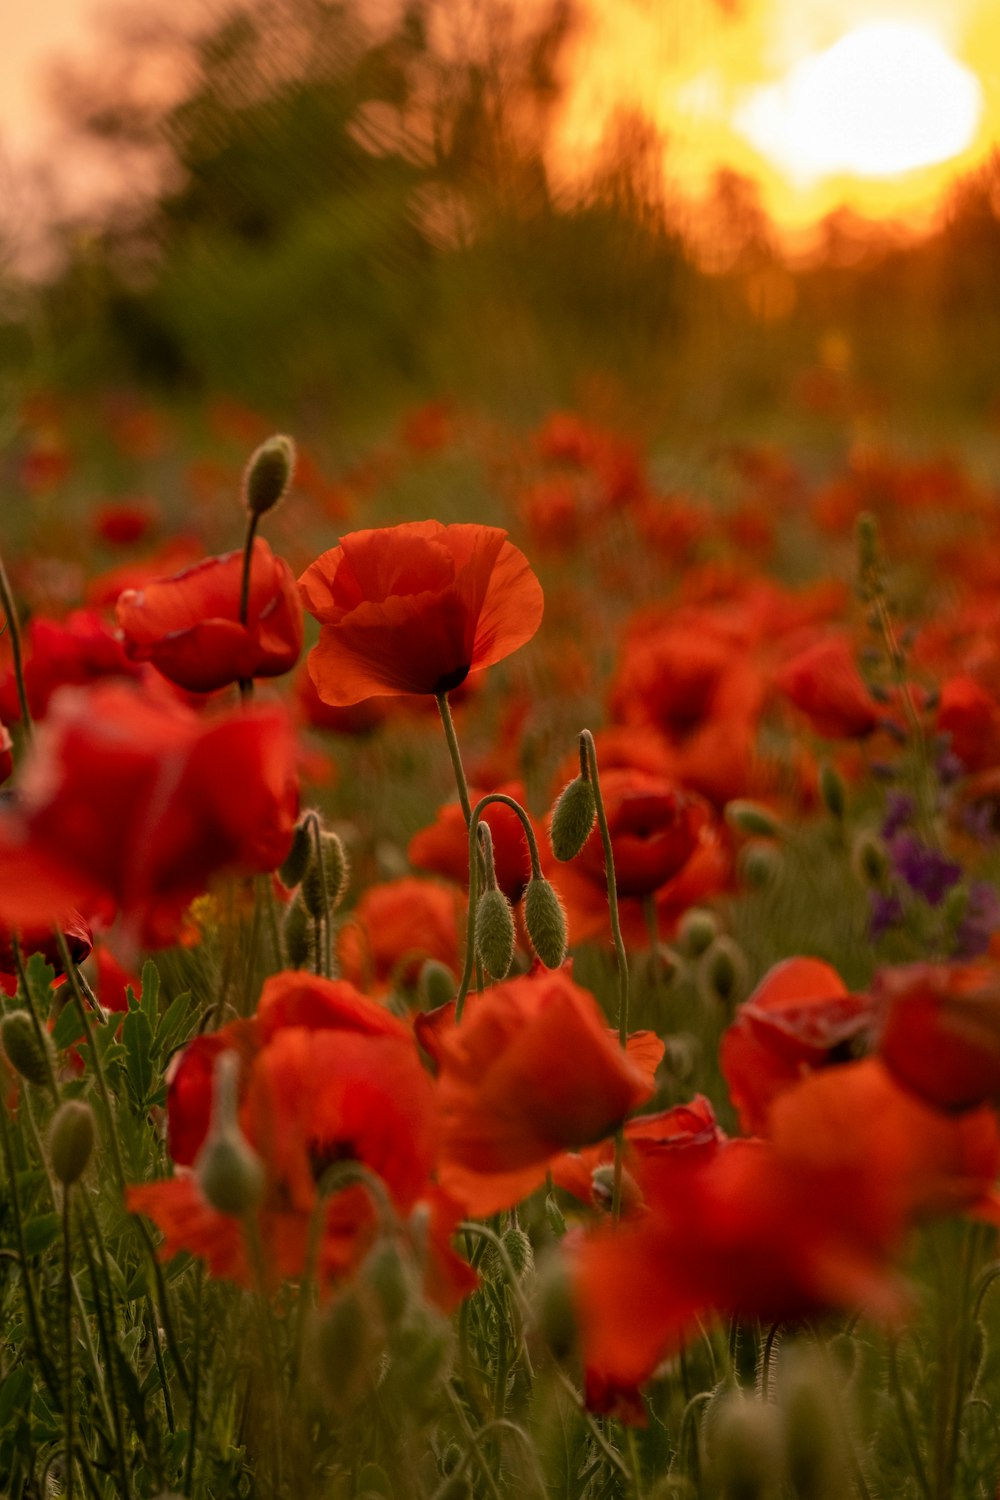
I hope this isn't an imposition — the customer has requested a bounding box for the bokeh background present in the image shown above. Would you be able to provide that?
[4,0,1000,443]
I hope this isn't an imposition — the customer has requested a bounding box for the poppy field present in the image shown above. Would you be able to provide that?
[1,380,1000,1500]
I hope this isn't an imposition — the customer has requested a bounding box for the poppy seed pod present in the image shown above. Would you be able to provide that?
[243,434,296,518]
[1,1011,53,1089]
[550,776,597,862]
[523,878,568,969]
[475,887,516,980]
[49,1099,96,1186]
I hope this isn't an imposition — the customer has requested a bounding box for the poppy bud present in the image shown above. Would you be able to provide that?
[315,1289,367,1395]
[697,937,747,1008]
[502,1224,534,1280]
[475,887,516,980]
[819,764,846,821]
[364,1239,410,1326]
[781,1348,844,1500]
[706,1390,786,1500]
[544,1192,567,1238]
[677,907,718,959]
[418,959,455,1009]
[725,800,783,839]
[739,841,784,889]
[279,821,312,888]
[852,830,888,886]
[549,776,597,862]
[242,434,296,518]
[523,879,568,969]
[49,1099,96,1186]
[532,1251,577,1361]
[1,1011,53,1089]
[195,1053,265,1218]
[283,893,312,969]
[303,832,350,919]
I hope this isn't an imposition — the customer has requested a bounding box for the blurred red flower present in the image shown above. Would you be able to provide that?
[0,609,142,722]
[775,634,880,740]
[0,683,299,946]
[434,969,653,1215]
[116,538,303,693]
[336,877,465,996]
[874,961,1000,1113]
[131,970,475,1308]
[720,957,875,1135]
[409,782,536,903]
[299,521,543,704]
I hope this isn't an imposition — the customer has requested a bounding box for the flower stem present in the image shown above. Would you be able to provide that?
[62,1186,75,1500]
[237,511,259,701]
[0,544,32,741]
[436,691,472,826]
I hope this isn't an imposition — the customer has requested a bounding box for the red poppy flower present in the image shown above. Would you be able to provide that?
[775,634,880,740]
[874,961,1000,1112]
[720,957,875,1136]
[550,1095,725,1212]
[336,878,465,996]
[130,970,475,1309]
[116,538,303,693]
[0,683,299,946]
[434,969,653,1215]
[299,521,544,704]
[937,676,1000,775]
[93,498,160,548]
[0,609,142,722]
[409,782,536,903]
[572,769,713,900]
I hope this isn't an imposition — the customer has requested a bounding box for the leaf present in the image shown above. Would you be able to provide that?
[123,1007,155,1108]
[52,1003,86,1052]
[0,1367,32,1430]
[23,1214,60,1257]
[155,989,196,1059]
[140,959,160,1022]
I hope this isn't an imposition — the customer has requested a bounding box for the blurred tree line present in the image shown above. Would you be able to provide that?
[4,0,1000,431]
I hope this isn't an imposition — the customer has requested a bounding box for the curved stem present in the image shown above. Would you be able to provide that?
[237,511,259,701]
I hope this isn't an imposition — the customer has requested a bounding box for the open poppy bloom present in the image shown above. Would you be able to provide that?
[299,521,544,704]
[720,957,875,1136]
[874,961,1000,1112]
[129,971,476,1310]
[774,634,880,741]
[576,1053,1000,1420]
[336,877,465,996]
[433,968,653,1215]
[0,608,142,722]
[116,538,303,693]
[0,682,299,946]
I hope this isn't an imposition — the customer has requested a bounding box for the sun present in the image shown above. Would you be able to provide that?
[733,20,983,185]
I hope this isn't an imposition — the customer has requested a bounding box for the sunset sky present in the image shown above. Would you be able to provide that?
[3,0,1000,251]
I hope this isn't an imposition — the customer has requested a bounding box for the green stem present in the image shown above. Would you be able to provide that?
[580,731,630,1221]
[237,511,260,702]
[62,1187,75,1500]
[0,1098,60,1399]
[79,1196,133,1500]
[436,691,472,826]
[454,793,544,1023]
[0,544,32,741]
[11,936,57,1093]
[306,810,332,980]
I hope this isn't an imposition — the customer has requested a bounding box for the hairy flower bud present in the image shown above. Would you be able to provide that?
[698,937,747,1008]
[549,776,597,862]
[242,434,296,518]
[195,1053,264,1217]
[1,1011,53,1089]
[475,887,516,980]
[303,832,350,919]
[279,821,313,889]
[523,878,568,969]
[419,959,456,1009]
[49,1099,95,1186]
[725,800,783,839]
[677,907,718,959]
[502,1224,534,1280]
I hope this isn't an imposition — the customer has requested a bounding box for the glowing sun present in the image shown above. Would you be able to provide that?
[734,21,983,184]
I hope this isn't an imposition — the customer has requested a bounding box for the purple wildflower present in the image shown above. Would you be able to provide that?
[887,832,962,908]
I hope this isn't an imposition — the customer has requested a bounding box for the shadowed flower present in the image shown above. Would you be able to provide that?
[874,961,1000,1112]
[116,538,303,693]
[433,968,653,1215]
[299,521,543,704]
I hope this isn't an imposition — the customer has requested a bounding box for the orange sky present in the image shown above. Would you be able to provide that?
[3,0,1000,253]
